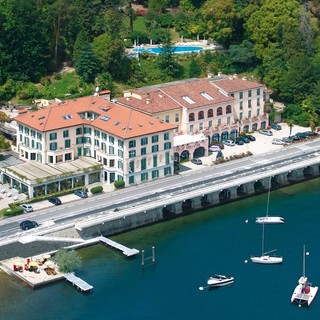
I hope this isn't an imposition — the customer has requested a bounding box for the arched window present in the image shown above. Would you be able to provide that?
[217,107,223,116]
[207,109,213,118]
[198,111,204,120]
[189,113,195,122]
[226,105,232,114]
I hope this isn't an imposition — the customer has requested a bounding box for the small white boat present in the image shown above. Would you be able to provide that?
[207,275,234,288]
[291,245,318,307]
[250,249,283,264]
[255,177,285,224]
[255,216,285,224]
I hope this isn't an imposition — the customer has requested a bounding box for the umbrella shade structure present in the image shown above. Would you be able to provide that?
[14,261,23,266]
[42,254,51,260]
[44,261,54,267]
[28,261,38,267]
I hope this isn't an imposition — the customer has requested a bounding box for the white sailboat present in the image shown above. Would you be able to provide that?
[250,222,283,264]
[256,177,285,224]
[291,245,318,307]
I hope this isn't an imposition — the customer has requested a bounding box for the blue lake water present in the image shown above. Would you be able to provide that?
[1,178,320,320]
[133,46,203,54]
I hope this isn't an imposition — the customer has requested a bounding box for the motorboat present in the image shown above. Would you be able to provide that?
[255,177,285,224]
[207,275,234,288]
[255,216,285,224]
[291,245,318,307]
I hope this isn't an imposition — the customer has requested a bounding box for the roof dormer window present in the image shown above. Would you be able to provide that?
[182,96,195,104]
[200,92,214,100]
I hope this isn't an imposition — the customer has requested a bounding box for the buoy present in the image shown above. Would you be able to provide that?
[244,260,248,264]
[245,219,248,224]
[306,252,310,256]
[199,287,204,291]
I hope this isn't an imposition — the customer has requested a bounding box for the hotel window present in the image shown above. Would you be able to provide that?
[141,172,148,182]
[19,125,23,132]
[226,105,232,114]
[152,170,159,179]
[76,128,82,135]
[217,107,222,116]
[118,140,124,148]
[25,127,29,135]
[153,155,157,167]
[49,142,58,151]
[63,130,69,138]
[65,139,71,148]
[208,120,212,128]
[164,142,171,150]
[198,111,204,120]
[152,135,159,143]
[165,152,170,165]
[248,90,252,98]
[65,153,72,161]
[189,124,194,132]
[118,160,123,170]
[36,142,42,150]
[129,150,136,158]
[129,176,135,184]
[175,113,179,122]
[24,137,30,147]
[109,146,115,155]
[164,167,171,176]
[31,130,35,138]
[129,160,135,173]
[37,132,42,140]
[109,136,114,144]
[76,137,83,144]
[84,137,91,144]
[94,139,99,147]
[218,119,222,126]
[141,137,148,145]
[189,113,195,122]
[19,134,22,142]
[110,159,115,167]
[101,142,106,152]
[240,112,243,120]
[164,132,170,140]
[94,130,100,138]
[101,132,107,140]
[199,123,203,130]
[141,147,146,155]
[257,88,261,96]
[248,100,252,108]
[240,101,243,110]
[141,158,147,170]
[49,132,57,140]
[31,140,35,148]
[165,115,170,123]
[118,149,123,158]
[207,109,213,118]
[84,127,92,134]
[257,109,260,116]
[239,92,243,99]
[152,145,159,153]
[257,98,260,106]
[129,140,136,148]
[77,147,82,156]
[227,117,231,125]
[248,111,252,118]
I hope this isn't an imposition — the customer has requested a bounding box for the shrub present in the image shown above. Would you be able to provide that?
[55,249,81,273]
[114,180,125,189]
[2,206,24,217]
[90,185,103,194]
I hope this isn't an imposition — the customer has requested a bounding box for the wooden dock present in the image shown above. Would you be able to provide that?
[64,273,93,292]
[99,236,139,257]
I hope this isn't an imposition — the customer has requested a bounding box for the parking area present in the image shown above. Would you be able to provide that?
[181,122,313,169]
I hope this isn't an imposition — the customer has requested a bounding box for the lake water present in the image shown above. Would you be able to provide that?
[1,178,320,320]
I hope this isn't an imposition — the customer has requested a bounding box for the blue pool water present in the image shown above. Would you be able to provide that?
[133,46,203,54]
[1,178,320,319]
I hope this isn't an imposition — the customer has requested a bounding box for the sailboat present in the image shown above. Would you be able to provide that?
[255,177,285,224]
[250,222,283,264]
[291,245,318,307]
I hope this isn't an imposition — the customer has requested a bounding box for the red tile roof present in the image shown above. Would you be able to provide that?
[212,77,263,92]
[15,96,176,138]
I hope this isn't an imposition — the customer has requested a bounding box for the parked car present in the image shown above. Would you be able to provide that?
[74,190,88,198]
[209,145,221,152]
[191,158,202,165]
[210,142,224,150]
[239,136,250,143]
[222,139,236,146]
[19,204,33,212]
[271,123,282,130]
[48,196,61,205]
[272,138,286,145]
[295,132,308,139]
[259,129,273,136]
[235,138,244,145]
[20,220,39,230]
[245,134,256,141]
[303,131,318,137]
[282,137,293,143]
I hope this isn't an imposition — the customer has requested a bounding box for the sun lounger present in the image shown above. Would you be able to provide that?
[45,268,52,275]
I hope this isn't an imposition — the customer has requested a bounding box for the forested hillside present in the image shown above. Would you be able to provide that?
[0,0,320,126]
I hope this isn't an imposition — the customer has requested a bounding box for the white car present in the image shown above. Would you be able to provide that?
[259,129,273,136]
[272,138,286,145]
[222,139,235,146]
[209,145,221,152]
[19,204,33,212]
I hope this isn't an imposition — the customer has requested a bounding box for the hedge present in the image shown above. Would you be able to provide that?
[90,186,103,194]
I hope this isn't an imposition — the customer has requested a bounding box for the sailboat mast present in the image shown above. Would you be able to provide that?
[303,245,306,277]
[261,222,265,255]
[266,177,271,217]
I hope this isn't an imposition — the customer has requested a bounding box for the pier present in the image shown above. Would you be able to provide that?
[64,273,93,292]
[99,236,139,257]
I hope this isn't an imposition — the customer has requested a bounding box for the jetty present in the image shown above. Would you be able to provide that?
[99,236,139,257]
[64,273,93,292]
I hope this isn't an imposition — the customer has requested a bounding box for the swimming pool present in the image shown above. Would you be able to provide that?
[133,46,203,54]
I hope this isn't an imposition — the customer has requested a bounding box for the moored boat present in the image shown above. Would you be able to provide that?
[255,216,285,224]
[207,275,234,288]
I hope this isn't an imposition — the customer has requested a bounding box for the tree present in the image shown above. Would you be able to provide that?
[229,40,256,71]
[189,59,201,77]
[55,249,81,273]
[75,43,100,83]
[286,119,295,136]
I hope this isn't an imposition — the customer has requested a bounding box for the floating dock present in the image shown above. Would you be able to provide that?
[64,273,93,292]
[99,236,139,257]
